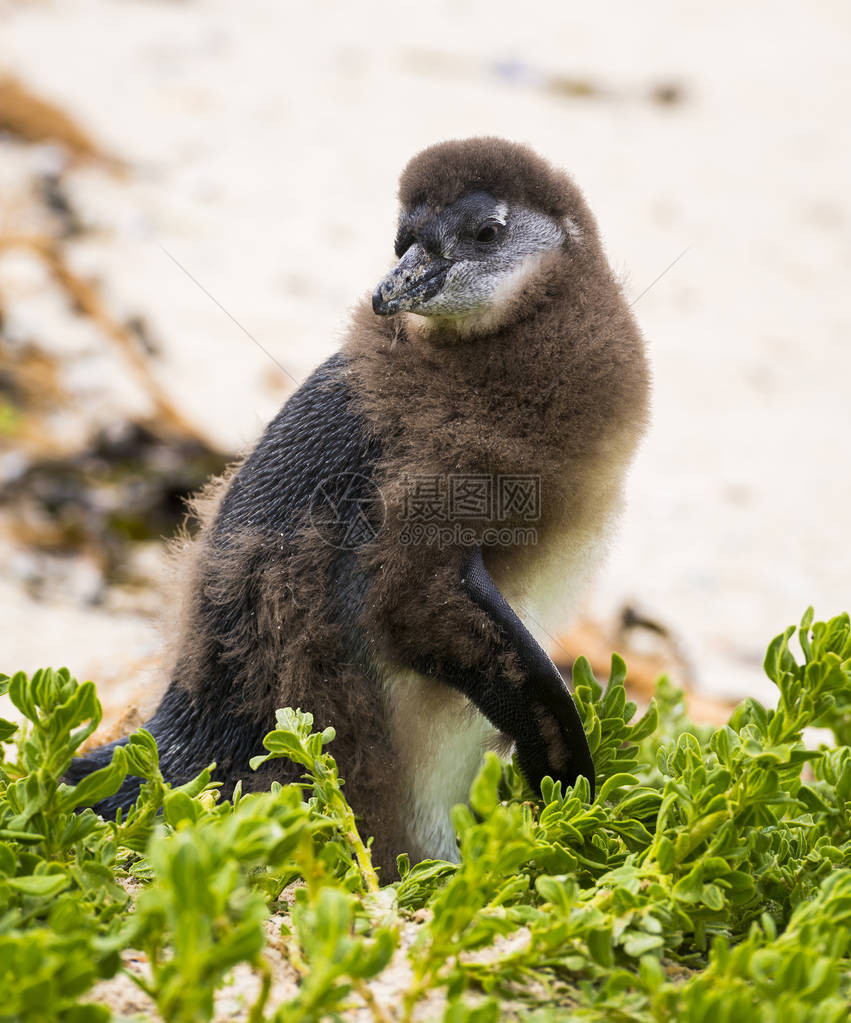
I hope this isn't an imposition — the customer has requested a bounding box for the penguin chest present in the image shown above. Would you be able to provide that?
[487,434,636,644]
[382,667,497,862]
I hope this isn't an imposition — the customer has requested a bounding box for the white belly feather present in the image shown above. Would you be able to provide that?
[382,667,498,862]
[379,502,619,864]
[382,433,637,862]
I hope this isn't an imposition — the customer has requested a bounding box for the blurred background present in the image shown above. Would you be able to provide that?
[1,0,848,733]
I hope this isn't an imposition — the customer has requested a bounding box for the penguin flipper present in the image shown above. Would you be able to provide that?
[458,546,595,799]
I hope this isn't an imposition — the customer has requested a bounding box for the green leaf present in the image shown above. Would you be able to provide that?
[469,753,502,819]
[59,747,128,812]
[629,700,659,742]
[6,872,70,897]
[597,772,640,803]
[622,930,665,957]
[586,925,614,967]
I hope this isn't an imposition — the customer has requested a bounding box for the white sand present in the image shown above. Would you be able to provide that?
[1,0,850,713]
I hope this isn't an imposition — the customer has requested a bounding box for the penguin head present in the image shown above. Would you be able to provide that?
[372,137,598,333]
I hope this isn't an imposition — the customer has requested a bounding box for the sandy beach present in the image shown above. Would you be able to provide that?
[1,0,849,719]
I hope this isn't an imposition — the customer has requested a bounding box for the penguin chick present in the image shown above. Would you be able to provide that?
[66,137,649,876]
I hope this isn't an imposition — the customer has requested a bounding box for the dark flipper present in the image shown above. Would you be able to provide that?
[64,351,375,818]
[458,546,595,798]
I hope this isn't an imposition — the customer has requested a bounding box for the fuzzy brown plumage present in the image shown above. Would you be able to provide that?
[69,138,649,877]
[342,198,648,861]
[398,136,595,228]
[338,142,646,864]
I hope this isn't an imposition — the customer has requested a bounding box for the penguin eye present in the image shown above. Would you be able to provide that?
[475,222,501,244]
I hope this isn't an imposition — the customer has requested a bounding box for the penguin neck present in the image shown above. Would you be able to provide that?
[345,247,648,482]
[399,248,569,346]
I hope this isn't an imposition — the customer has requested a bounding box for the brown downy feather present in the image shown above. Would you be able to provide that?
[131,138,649,875]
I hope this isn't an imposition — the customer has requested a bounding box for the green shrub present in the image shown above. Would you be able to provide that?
[0,608,849,1021]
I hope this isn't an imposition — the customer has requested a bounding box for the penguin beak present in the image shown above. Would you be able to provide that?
[372,244,452,316]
